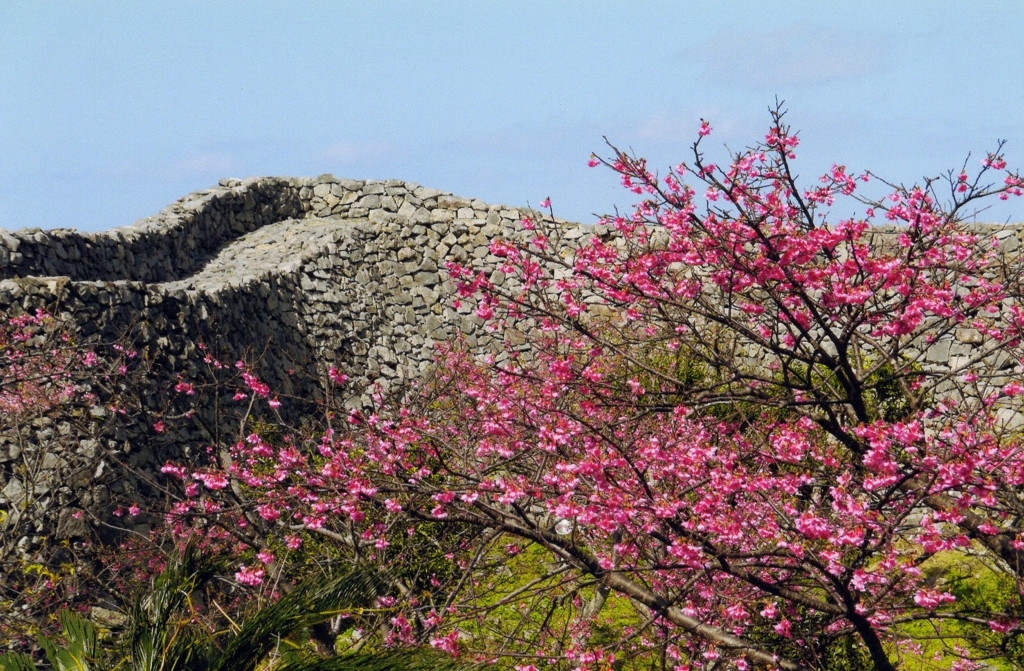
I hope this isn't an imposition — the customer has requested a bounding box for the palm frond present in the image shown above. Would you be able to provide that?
[277,649,471,671]
[21,547,449,671]
[38,610,101,671]
[0,652,37,671]
[209,569,385,671]
[123,541,227,671]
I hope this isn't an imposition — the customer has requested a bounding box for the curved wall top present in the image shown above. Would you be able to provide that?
[3,175,1023,284]
[0,176,570,408]
[0,176,532,284]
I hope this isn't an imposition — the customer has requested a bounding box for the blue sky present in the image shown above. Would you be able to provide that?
[1,1,1021,232]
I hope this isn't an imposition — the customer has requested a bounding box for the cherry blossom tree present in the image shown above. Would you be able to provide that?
[0,305,169,653]
[0,310,116,643]
[160,106,1024,670]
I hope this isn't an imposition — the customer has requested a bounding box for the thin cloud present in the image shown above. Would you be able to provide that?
[321,141,396,164]
[698,23,887,90]
[442,124,577,159]
[632,109,740,144]
[163,152,235,179]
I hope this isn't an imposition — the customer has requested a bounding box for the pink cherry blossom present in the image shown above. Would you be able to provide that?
[234,565,265,586]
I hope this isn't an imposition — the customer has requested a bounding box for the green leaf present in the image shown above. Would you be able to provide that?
[38,610,100,671]
[209,568,385,671]
[277,650,471,671]
[0,652,37,671]
[121,541,225,671]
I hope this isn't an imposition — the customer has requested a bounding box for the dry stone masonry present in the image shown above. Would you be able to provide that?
[0,177,580,551]
[0,176,572,404]
[1,175,1022,555]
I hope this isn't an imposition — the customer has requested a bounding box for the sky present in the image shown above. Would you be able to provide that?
[1,1,1022,232]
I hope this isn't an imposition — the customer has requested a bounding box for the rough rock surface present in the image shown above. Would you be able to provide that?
[1,175,1022,556]
[0,176,574,550]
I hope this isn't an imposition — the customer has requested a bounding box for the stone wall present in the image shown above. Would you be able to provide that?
[0,176,572,403]
[0,177,578,553]
[1,175,1022,557]
[0,178,303,282]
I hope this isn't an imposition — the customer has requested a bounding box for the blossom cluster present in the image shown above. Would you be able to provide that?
[154,110,1024,669]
